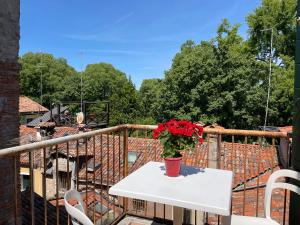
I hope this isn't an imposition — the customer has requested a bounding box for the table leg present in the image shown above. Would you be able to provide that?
[173,206,183,225]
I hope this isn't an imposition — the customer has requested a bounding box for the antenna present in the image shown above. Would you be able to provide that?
[261,28,274,131]
[79,52,84,112]
[38,49,43,115]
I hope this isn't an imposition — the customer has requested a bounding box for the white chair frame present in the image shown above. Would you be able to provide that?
[264,169,300,219]
[64,189,94,225]
[227,169,300,225]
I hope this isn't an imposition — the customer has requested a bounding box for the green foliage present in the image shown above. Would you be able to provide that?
[19,52,77,107]
[157,18,293,129]
[82,63,140,125]
[247,0,297,59]
[139,78,163,121]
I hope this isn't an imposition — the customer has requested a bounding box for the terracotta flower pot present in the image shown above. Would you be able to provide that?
[164,157,182,177]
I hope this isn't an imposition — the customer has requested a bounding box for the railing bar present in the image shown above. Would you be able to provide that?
[107,133,110,216]
[113,134,116,219]
[76,140,79,190]
[100,134,103,225]
[154,129,157,218]
[85,138,88,211]
[217,215,220,225]
[206,134,210,168]
[256,138,261,217]
[231,135,234,215]
[217,134,222,169]
[194,210,197,225]
[283,189,287,225]
[243,136,247,216]
[93,136,96,224]
[66,142,70,189]
[123,129,129,212]
[14,155,18,225]
[66,143,70,225]
[231,136,234,171]
[144,131,148,218]
[0,125,289,157]
[118,133,121,182]
[118,133,123,216]
[145,130,148,166]
[271,138,275,173]
[43,148,48,225]
[55,146,59,225]
[29,151,35,225]
[163,204,166,219]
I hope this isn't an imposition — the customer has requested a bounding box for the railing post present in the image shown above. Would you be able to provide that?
[290,1,300,224]
[123,128,129,212]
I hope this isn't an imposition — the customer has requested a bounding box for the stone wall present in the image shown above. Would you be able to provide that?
[0,0,20,224]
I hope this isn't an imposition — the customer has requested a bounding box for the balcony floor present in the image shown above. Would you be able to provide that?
[117,216,172,225]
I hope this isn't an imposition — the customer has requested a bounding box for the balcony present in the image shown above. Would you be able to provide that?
[0,124,291,225]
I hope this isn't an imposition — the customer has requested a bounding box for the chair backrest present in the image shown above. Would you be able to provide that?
[64,189,94,225]
[264,169,300,219]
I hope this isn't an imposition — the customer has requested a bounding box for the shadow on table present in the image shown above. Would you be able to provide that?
[159,165,205,177]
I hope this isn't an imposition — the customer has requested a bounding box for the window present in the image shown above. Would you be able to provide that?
[58,171,70,190]
[20,174,30,191]
[132,199,145,212]
[128,152,137,165]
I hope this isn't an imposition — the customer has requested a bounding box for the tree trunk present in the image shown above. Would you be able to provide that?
[0,0,21,224]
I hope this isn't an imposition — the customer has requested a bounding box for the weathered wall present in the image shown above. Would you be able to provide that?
[0,0,21,224]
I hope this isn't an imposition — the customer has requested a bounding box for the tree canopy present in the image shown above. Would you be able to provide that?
[158,20,274,129]
[82,63,140,125]
[19,52,76,107]
[247,0,296,59]
[139,78,163,122]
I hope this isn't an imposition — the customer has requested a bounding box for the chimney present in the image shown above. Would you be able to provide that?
[207,123,223,169]
[38,122,56,140]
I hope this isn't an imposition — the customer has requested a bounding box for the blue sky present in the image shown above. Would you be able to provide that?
[20,0,260,89]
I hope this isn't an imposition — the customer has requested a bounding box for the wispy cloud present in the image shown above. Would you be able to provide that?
[113,12,134,25]
[79,49,152,56]
[62,34,98,41]
[62,12,134,41]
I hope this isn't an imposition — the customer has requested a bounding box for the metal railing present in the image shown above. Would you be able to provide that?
[0,124,290,225]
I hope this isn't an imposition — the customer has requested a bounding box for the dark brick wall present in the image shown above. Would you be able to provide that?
[0,0,21,224]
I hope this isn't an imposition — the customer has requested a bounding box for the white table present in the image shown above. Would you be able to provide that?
[109,161,233,225]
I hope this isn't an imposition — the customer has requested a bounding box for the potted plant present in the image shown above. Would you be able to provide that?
[153,119,204,177]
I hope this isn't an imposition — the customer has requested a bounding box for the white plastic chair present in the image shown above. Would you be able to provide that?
[229,169,300,225]
[64,189,94,225]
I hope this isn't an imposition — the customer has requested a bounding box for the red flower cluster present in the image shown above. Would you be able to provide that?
[153,119,204,143]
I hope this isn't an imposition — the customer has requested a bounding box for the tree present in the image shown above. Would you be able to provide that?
[19,52,77,107]
[82,63,140,125]
[158,20,273,129]
[247,0,297,59]
[271,55,294,125]
[139,78,163,122]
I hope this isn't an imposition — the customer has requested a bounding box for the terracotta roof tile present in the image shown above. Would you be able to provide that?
[19,96,49,113]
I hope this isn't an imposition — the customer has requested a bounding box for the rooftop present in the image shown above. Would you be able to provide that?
[19,96,49,113]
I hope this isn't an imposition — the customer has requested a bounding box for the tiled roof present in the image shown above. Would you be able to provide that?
[21,190,68,225]
[221,142,278,188]
[19,96,49,113]
[19,125,80,166]
[277,126,292,133]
